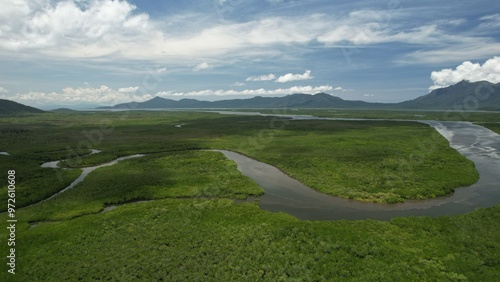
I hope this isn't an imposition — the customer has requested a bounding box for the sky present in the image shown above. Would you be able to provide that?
[0,0,500,109]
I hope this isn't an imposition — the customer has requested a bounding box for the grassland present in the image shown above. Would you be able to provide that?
[0,110,498,280]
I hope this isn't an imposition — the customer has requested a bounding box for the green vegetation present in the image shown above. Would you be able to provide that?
[0,99,44,115]
[0,111,479,204]
[480,122,500,134]
[2,199,499,281]
[0,157,81,209]
[212,120,479,203]
[19,151,263,222]
[244,108,500,122]
[0,110,498,280]
[0,111,223,208]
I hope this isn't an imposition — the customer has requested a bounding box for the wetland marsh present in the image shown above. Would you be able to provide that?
[1,109,499,280]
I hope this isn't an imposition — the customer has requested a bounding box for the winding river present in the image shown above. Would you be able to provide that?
[33,116,500,221]
[39,152,144,203]
[215,117,500,220]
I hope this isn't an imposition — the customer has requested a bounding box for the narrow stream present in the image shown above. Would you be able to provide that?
[38,153,144,204]
[41,149,102,168]
[216,120,500,220]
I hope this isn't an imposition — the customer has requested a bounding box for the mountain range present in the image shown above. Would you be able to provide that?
[0,99,44,115]
[397,80,500,110]
[99,80,500,111]
[1,81,499,114]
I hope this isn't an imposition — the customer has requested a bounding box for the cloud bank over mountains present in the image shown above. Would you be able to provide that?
[1,1,499,105]
[2,84,336,107]
[430,57,500,90]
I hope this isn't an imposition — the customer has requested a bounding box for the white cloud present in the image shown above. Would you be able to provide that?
[193,62,211,71]
[232,82,246,87]
[0,87,8,93]
[400,43,500,65]
[0,0,148,52]
[246,73,276,81]
[478,14,500,29]
[0,2,480,66]
[246,70,313,83]
[430,56,500,90]
[3,84,337,106]
[118,86,139,93]
[156,85,333,97]
[4,85,151,106]
[316,10,444,45]
[156,67,167,73]
[275,70,313,83]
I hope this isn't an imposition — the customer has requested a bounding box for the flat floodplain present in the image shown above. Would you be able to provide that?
[0,110,499,280]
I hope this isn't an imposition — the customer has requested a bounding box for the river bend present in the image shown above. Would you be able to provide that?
[216,120,500,220]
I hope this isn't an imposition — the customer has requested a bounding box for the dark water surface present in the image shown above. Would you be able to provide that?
[216,120,500,220]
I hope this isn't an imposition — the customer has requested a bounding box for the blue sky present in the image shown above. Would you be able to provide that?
[0,0,500,108]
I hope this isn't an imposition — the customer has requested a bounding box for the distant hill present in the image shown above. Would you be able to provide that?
[50,108,79,113]
[97,81,500,111]
[0,99,44,115]
[398,80,500,110]
[98,93,387,110]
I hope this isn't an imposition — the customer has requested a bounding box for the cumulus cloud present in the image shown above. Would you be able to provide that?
[193,62,211,71]
[156,85,333,97]
[430,56,500,90]
[0,87,8,93]
[0,0,148,52]
[275,70,313,83]
[232,82,246,87]
[246,73,277,81]
[3,85,151,106]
